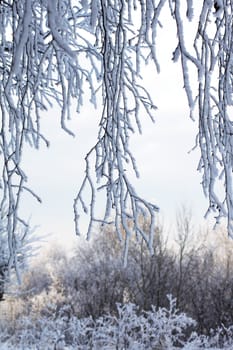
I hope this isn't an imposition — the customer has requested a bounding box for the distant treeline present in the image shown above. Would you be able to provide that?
[12,210,233,336]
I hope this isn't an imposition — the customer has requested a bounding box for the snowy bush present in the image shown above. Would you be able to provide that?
[0,296,196,349]
[2,295,233,349]
[182,327,233,350]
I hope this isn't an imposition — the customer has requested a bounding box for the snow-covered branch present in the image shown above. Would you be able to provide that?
[74,0,160,263]
[168,0,233,235]
[1,0,233,273]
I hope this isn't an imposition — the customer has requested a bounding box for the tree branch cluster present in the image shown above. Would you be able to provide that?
[0,0,233,272]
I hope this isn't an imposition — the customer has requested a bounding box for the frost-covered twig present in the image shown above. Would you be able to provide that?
[0,0,101,271]
[2,0,233,273]
[171,1,233,235]
[74,0,160,263]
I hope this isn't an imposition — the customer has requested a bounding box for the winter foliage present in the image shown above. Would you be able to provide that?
[1,221,233,349]
[1,0,233,271]
[0,296,195,349]
[1,293,233,349]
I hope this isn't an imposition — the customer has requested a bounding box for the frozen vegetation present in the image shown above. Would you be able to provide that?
[1,1,233,347]
[1,296,233,349]
[1,0,233,276]
[1,217,233,349]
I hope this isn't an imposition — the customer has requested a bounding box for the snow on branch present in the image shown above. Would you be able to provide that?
[165,0,233,235]
[0,0,163,268]
[0,0,101,271]
[174,1,233,235]
[74,0,160,263]
[1,0,233,272]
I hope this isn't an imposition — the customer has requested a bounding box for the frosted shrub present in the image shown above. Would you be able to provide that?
[3,294,233,349]
[141,295,196,348]
[93,297,196,349]
[1,309,95,349]
[3,295,233,349]
[181,326,233,350]
[93,303,143,349]
[0,296,197,349]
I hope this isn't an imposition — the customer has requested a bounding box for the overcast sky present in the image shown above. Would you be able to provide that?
[20,5,213,249]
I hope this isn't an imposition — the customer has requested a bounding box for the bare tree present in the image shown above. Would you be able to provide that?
[0,1,233,272]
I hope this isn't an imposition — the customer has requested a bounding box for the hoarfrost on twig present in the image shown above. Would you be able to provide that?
[1,0,233,272]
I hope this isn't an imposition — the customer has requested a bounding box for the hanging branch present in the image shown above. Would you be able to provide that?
[2,0,233,272]
[171,0,233,234]
[1,0,164,268]
[74,0,160,263]
[0,0,101,271]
